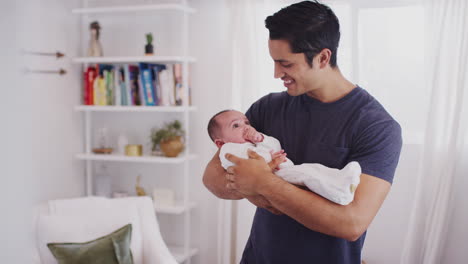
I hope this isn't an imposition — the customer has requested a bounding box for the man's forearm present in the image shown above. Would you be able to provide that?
[203,151,244,200]
[258,177,356,239]
[257,173,390,241]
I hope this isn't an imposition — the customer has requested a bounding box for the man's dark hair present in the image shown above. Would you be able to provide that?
[265,0,340,67]
[207,109,233,142]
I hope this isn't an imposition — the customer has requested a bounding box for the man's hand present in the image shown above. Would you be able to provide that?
[245,195,283,215]
[225,149,276,196]
[243,126,264,143]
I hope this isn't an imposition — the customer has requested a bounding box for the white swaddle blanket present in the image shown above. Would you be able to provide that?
[220,134,361,205]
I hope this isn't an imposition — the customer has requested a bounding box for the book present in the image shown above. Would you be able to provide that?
[113,67,121,106]
[117,66,128,105]
[84,66,97,105]
[138,63,157,106]
[128,65,141,105]
[158,65,175,106]
[123,64,132,105]
[83,70,88,105]
[94,75,107,106]
[152,64,164,106]
[98,64,114,106]
[173,64,191,106]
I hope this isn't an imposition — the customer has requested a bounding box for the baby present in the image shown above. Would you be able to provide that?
[207,109,361,205]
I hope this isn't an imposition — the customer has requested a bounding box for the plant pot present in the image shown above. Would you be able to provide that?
[160,136,184,157]
[145,44,154,55]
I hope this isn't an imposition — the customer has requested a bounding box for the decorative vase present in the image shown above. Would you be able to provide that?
[88,21,103,57]
[160,136,184,157]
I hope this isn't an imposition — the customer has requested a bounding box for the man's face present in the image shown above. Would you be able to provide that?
[268,39,322,96]
[216,110,251,144]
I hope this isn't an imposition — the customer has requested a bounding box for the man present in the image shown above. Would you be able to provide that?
[203,1,402,263]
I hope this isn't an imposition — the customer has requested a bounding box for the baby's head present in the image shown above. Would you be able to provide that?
[207,110,252,148]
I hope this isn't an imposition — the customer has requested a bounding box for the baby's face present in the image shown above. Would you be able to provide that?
[217,111,252,144]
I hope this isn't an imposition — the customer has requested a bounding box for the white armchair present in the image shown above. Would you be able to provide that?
[34,196,178,264]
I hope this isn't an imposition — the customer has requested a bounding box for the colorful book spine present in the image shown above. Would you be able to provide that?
[139,63,157,106]
[123,64,132,105]
[83,70,89,105]
[158,65,175,106]
[117,66,127,105]
[172,64,191,106]
[94,75,107,106]
[113,67,121,106]
[84,67,96,105]
[152,64,168,106]
[151,65,161,106]
[82,63,184,106]
[128,65,140,105]
[97,64,114,106]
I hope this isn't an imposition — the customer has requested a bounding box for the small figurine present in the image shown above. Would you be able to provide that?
[88,21,103,57]
[135,175,147,196]
[145,33,154,55]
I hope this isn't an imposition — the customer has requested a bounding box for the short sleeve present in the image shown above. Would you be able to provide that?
[348,120,402,184]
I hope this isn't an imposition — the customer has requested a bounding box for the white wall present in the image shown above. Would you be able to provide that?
[0,0,84,262]
[23,0,84,202]
[1,1,33,262]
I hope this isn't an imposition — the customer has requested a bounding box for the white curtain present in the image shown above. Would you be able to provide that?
[227,1,272,262]
[229,0,265,112]
[401,0,468,263]
[228,0,287,112]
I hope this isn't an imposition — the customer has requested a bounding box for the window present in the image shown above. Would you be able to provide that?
[255,1,426,143]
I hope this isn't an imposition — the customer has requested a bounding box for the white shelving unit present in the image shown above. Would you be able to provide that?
[72,4,196,14]
[74,1,197,263]
[72,56,196,64]
[75,153,197,163]
[74,105,197,112]
[155,201,197,215]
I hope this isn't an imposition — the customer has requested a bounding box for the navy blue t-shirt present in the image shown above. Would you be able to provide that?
[242,87,402,264]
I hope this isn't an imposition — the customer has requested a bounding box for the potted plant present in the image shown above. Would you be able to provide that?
[150,120,185,157]
[145,33,154,55]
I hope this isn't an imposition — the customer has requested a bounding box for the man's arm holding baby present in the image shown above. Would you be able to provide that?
[203,150,285,215]
[203,149,243,199]
[225,150,391,241]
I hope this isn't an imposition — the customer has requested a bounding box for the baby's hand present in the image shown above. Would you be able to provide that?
[268,150,287,171]
[243,126,264,143]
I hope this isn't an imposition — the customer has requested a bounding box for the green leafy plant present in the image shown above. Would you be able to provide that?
[150,120,184,151]
[146,33,153,44]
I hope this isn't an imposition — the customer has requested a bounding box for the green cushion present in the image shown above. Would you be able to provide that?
[47,224,133,264]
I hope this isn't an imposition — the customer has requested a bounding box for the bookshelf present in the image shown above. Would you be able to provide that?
[72,4,196,14]
[76,153,197,163]
[74,105,197,112]
[72,55,196,64]
[74,1,197,263]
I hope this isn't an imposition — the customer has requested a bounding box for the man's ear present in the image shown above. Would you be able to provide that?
[214,139,225,148]
[317,48,331,69]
